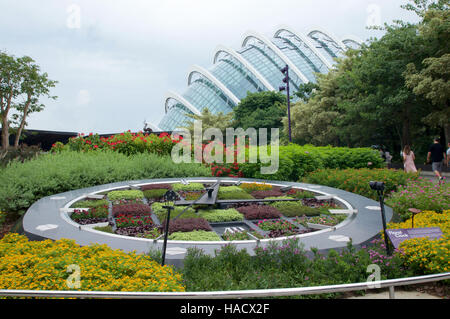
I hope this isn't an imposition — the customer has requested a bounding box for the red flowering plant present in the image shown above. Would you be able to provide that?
[115,214,154,228]
[199,137,247,178]
[52,130,182,156]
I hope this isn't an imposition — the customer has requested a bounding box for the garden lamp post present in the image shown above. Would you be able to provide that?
[369,181,392,256]
[279,65,292,142]
[161,190,178,266]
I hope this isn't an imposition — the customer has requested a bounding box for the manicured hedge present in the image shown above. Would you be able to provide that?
[143,189,168,200]
[0,151,210,217]
[172,183,205,192]
[151,202,197,221]
[238,144,384,181]
[168,230,221,241]
[217,186,254,200]
[71,199,109,209]
[107,190,144,201]
[302,168,419,201]
[197,209,244,222]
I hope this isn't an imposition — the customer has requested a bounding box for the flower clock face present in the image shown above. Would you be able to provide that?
[68,181,348,242]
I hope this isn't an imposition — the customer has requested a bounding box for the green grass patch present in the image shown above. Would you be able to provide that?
[168,230,222,241]
[172,183,205,192]
[197,209,244,222]
[107,190,144,201]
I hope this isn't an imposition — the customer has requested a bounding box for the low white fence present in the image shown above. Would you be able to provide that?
[0,272,448,299]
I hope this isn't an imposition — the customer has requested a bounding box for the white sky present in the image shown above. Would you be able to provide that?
[0,0,419,134]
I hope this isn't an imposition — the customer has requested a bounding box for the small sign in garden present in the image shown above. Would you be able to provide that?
[386,227,443,249]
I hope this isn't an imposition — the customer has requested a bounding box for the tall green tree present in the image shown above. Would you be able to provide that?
[286,0,447,156]
[182,107,233,137]
[232,91,286,136]
[0,52,57,150]
[404,0,450,144]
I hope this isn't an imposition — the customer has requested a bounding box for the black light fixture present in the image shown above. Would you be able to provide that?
[160,190,178,266]
[279,65,292,142]
[369,181,391,255]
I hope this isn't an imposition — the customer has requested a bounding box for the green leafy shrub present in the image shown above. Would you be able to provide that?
[107,190,144,201]
[217,186,254,200]
[71,199,109,209]
[197,209,244,222]
[302,168,419,201]
[238,144,384,181]
[143,189,168,200]
[287,189,316,199]
[0,151,210,217]
[93,225,114,233]
[182,238,410,294]
[150,202,197,221]
[168,230,222,241]
[172,183,205,192]
[0,145,42,167]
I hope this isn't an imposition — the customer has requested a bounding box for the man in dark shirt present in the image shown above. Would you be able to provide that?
[427,137,447,181]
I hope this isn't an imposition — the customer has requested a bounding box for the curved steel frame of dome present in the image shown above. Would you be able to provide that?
[242,31,310,85]
[187,65,241,105]
[341,35,363,50]
[274,25,333,70]
[307,28,346,64]
[213,45,275,91]
[156,26,361,131]
[308,28,347,51]
[164,90,201,115]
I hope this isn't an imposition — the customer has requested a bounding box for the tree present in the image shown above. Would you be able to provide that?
[232,91,286,135]
[294,82,319,102]
[182,107,234,136]
[404,1,450,144]
[0,52,57,150]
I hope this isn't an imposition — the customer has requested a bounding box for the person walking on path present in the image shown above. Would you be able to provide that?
[447,142,450,166]
[427,137,447,182]
[403,145,417,173]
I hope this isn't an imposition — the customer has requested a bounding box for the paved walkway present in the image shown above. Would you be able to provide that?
[346,289,443,299]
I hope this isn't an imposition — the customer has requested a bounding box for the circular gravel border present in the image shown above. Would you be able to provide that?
[22,177,393,266]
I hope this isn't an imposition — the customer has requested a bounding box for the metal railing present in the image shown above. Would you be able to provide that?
[0,272,448,299]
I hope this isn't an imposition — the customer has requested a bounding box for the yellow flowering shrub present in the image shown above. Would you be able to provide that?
[239,182,272,193]
[387,210,450,274]
[0,233,185,292]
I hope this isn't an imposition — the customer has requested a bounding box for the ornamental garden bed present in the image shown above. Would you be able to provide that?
[68,182,349,241]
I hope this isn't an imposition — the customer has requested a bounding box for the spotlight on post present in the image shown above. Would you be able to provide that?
[369,181,391,255]
[279,64,292,142]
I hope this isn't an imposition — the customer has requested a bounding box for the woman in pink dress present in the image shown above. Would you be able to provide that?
[403,145,417,173]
